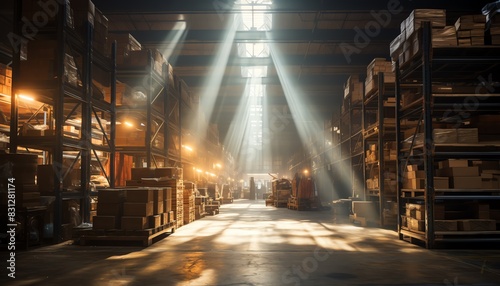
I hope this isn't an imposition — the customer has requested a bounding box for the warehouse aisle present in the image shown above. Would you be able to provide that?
[5,200,500,286]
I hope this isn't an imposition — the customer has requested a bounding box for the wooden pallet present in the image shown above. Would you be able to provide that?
[79,222,176,247]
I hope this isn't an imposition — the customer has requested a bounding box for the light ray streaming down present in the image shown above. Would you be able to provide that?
[269,44,361,199]
[160,21,188,65]
[194,9,238,140]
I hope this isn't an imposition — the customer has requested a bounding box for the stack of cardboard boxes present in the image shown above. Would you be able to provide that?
[109,33,142,61]
[436,160,481,189]
[126,168,184,229]
[405,204,495,233]
[364,58,395,99]
[405,203,425,232]
[343,75,364,106]
[0,63,12,97]
[93,187,173,231]
[403,164,449,190]
[391,9,456,66]
[455,15,487,46]
[183,182,196,225]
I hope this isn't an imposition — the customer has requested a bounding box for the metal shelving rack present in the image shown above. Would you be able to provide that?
[395,22,500,248]
[363,73,397,226]
[167,73,181,167]
[351,98,365,200]
[337,91,364,199]
[10,1,116,241]
[115,54,169,170]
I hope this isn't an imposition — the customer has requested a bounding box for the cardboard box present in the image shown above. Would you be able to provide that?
[434,129,458,144]
[403,178,425,189]
[126,189,154,203]
[121,216,148,230]
[481,179,499,189]
[161,212,169,225]
[408,217,425,232]
[123,202,153,216]
[98,189,126,203]
[450,176,483,189]
[407,165,420,172]
[92,216,117,229]
[154,188,164,201]
[458,219,496,231]
[352,201,377,219]
[438,159,469,169]
[434,220,458,231]
[405,171,426,179]
[149,215,161,229]
[154,201,164,215]
[0,63,12,77]
[97,203,123,216]
[434,177,450,189]
[457,128,479,144]
[437,167,479,177]
[164,199,172,213]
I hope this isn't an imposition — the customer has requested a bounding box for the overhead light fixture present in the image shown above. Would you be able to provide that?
[124,121,134,127]
[19,94,34,101]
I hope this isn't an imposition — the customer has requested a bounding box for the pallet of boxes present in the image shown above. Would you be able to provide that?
[126,167,185,229]
[434,159,498,233]
[80,187,175,247]
[364,58,395,100]
[390,9,456,68]
[183,182,196,225]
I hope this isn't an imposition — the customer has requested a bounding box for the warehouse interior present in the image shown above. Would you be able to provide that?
[1,0,500,285]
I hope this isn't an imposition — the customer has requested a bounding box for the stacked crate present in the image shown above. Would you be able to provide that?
[93,187,174,231]
[163,187,174,226]
[455,15,486,46]
[0,63,12,97]
[390,9,455,66]
[168,180,184,228]
[343,75,363,106]
[364,59,395,99]
[183,185,195,225]
[126,168,184,229]
[93,189,126,230]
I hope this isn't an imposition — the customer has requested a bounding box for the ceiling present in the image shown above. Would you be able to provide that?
[1,0,495,172]
[92,0,492,141]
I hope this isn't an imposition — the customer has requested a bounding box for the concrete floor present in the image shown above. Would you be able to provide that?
[3,199,500,286]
